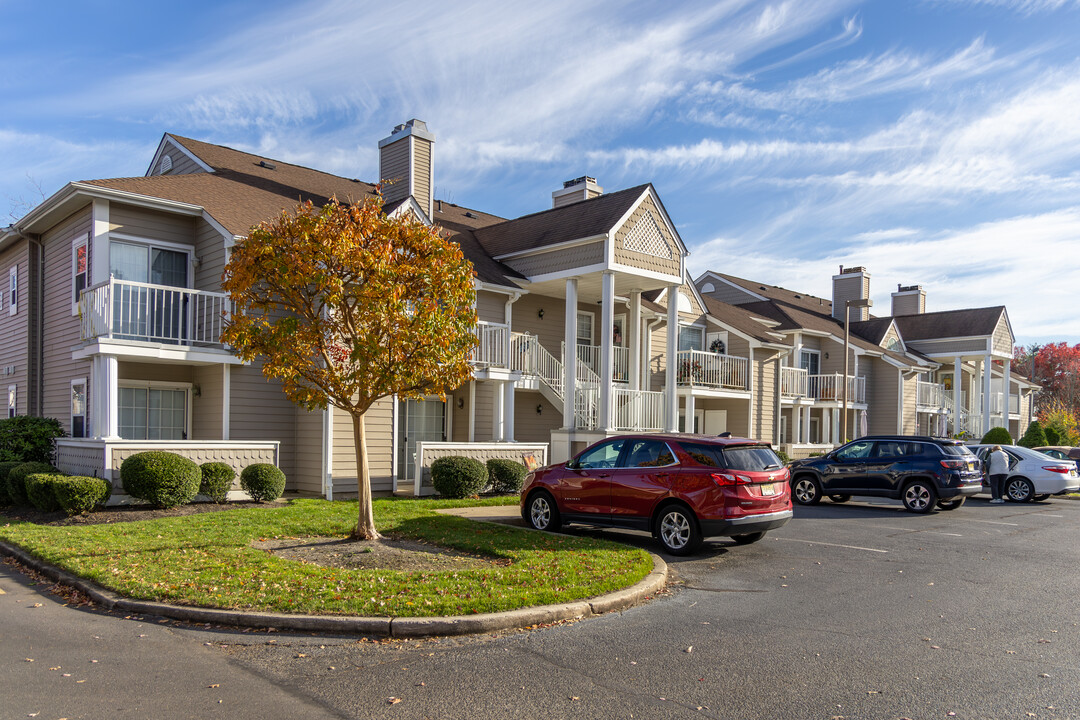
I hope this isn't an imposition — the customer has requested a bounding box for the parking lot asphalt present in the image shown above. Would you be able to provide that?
[6,496,1080,719]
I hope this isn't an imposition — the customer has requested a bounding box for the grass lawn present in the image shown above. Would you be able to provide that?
[0,497,653,617]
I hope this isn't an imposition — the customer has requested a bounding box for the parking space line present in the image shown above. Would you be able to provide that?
[775,538,888,553]
[960,518,1019,526]
[875,525,963,537]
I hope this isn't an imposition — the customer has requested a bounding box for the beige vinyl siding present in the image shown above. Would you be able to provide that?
[292,406,325,496]
[0,240,30,416]
[881,325,901,350]
[901,373,918,434]
[412,140,432,215]
[194,218,228,292]
[117,361,194,384]
[110,204,195,247]
[697,279,762,306]
[450,383,471,442]
[721,398,750,437]
[725,334,750,361]
[676,287,705,317]
[502,241,604,277]
[647,321,668,393]
[612,194,681,277]
[907,338,988,355]
[476,290,508,324]
[992,314,1013,356]
[379,139,411,206]
[513,391,561,444]
[331,396,395,496]
[511,293,567,360]
[228,362,298,484]
[471,382,497,441]
[868,364,899,435]
[41,207,93,433]
[191,365,224,440]
[754,354,777,442]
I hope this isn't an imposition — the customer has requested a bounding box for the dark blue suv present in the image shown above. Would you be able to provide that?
[788,436,982,513]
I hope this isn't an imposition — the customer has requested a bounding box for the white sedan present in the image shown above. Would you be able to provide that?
[970,444,1080,502]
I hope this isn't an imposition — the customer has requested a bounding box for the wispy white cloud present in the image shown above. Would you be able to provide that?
[928,0,1080,15]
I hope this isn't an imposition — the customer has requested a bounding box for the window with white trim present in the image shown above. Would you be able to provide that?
[7,385,15,418]
[71,379,87,438]
[118,384,188,440]
[800,349,820,375]
[8,265,16,315]
[678,324,704,352]
[576,311,594,346]
[72,236,88,314]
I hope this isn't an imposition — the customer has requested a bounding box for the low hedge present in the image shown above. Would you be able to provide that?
[200,462,236,504]
[120,451,201,509]
[0,416,65,464]
[981,427,1013,445]
[240,463,286,502]
[53,476,112,516]
[431,456,488,499]
[487,458,528,494]
[7,462,60,506]
[0,460,23,505]
[25,473,66,512]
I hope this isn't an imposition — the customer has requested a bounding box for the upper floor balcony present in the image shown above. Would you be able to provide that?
[79,279,230,349]
[471,320,510,368]
[917,380,948,411]
[781,367,866,403]
[675,349,749,391]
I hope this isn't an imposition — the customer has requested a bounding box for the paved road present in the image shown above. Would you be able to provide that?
[6,496,1080,719]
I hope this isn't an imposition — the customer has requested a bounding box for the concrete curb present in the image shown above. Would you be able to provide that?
[0,540,667,638]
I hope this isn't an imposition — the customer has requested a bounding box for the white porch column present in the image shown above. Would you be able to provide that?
[503,379,515,441]
[563,278,578,429]
[792,402,802,446]
[803,406,812,443]
[982,352,993,433]
[493,380,505,441]
[221,365,231,441]
[102,354,118,440]
[91,200,110,285]
[629,290,642,392]
[664,284,679,432]
[1003,358,1012,421]
[468,381,476,442]
[822,408,831,445]
[831,408,840,444]
[685,393,696,433]
[598,271,615,430]
[952,356,962,435]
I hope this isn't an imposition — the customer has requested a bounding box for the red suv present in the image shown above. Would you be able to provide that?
[520,434,792,555]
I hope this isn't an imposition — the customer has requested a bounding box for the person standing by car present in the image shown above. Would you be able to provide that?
[988,445,1010,504]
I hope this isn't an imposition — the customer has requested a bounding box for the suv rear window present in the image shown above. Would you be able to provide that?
[941,444,975,457]
[677,442,723,467]
[722,446,784,472]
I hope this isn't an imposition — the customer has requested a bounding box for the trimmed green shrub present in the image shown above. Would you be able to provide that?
[120,451,201,509]
[1045,426,1061,446]
[487,458,527,494]
[0,460,23,505]
[775,448,792,465]
[240,463,286,502]
[7,462,59,506]
[25,473,65,513]
[1018,420,1049,449]
[52,476,112,516]
[981,427,1014,445]
[0,416,66,464]
[431,456,487,499]
[199,462,235,504]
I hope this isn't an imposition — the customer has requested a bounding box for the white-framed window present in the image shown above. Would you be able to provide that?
[109,237,190,288]
[71,379,87,438]
[800,349,820,375]
[678,324,704,352]
[118,381,190,440]
[7,385,15,418]
[576,311,594,346]
[8,266,16,316]
[72,235,88,315]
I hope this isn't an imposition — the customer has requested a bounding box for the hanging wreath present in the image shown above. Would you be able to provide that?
[709,337,726,354]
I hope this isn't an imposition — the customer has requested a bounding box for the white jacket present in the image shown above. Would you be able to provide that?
[988,449,1010,475]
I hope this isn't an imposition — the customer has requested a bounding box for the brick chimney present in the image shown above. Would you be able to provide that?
[552,176,602,208]
[378,119,435,220]
[832,265,871,322]
[891,284,926,316]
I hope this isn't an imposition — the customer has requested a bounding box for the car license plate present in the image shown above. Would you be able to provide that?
[761,483,778,496]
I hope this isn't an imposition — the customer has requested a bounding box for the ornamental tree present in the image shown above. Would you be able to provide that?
[222,195,477,539]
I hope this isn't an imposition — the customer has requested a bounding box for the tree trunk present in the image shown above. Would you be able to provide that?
[351,409,381,540]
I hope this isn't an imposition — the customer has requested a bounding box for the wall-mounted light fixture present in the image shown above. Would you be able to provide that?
[538,308,545,319]
[457,397,465,409]
[536,403,543,415]
[824,352,829,360]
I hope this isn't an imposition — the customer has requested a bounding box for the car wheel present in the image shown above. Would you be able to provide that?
[1005,477,1035,503]
[902,480,937,513]
[829,494,851,503]
[525,491,561,532]
[1033,494,1050,502]
[654,505,701,556]
[792,476,822,505]
[731,532,766,545]
[937,498,966,511]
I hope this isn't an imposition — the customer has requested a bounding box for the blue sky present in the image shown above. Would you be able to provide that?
[3,0,1079,347]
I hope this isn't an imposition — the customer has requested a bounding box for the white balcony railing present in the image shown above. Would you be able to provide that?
[612,387,665,432]
[675,350,749,390]
[781,367,808,398]
[917,380,948,410]
[807,373,866,403]
[79,279,229,347]
[472,321,509,368]
[565,343,629,382]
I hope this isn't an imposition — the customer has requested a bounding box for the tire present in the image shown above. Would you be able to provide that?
[902,480,937,513]
[829,494,851,503]
[937,497,966,511]
[1004,477,1035,503]
[792,476,823,505]
[731,531,766,545]
[525,491,561,532]
[654,505,702,556]
[1033,494,1050,502]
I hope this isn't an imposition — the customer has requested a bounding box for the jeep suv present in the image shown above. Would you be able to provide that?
[788,436,982,513]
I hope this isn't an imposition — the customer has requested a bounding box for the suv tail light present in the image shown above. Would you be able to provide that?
[711,472,752,487]
[939,459,968,470]
[1043,466,1071,474]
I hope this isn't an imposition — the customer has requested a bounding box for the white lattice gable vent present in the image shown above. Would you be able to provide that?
[160,154,173,174]
[622,211,672,259]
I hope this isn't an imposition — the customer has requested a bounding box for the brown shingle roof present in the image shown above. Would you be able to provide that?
[474,184,650,257]
[700,296,787,344]
[893,307,1006,340]
[713,272,834,314]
